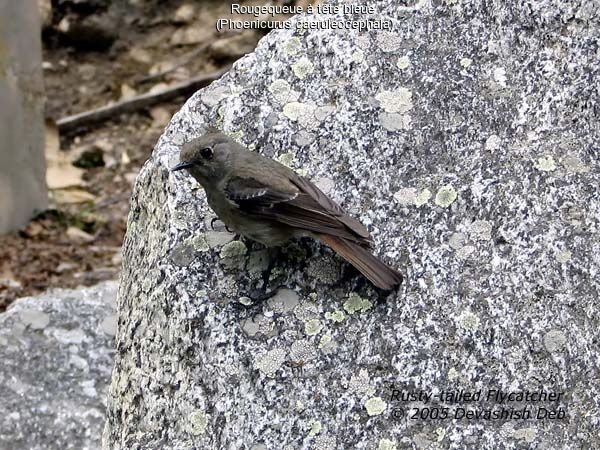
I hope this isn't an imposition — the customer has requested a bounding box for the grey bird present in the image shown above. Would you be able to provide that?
[172,130,403,290]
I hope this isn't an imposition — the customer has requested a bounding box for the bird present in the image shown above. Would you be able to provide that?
[171,129,403,290]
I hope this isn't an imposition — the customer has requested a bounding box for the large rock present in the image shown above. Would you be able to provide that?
[104,1,600,449]
[0,282,118,450]
[0,0,47,233]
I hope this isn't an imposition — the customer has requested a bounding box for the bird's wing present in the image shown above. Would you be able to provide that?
[224,175,373,246]
[289,174,371,241]
[225,176,298,204]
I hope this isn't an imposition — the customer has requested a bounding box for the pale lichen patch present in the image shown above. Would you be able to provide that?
[205,231,235,248]
[343,293,373,314]
[283,101,307,121]
[448,367,459,380]
[460,57,473,68]
[378,438,398,450]
[255,347,286,376]
[561,155,589,173]
[351,50,365,63]
[277,152,296,167]
[304,318,323,336]
[449,232,467,250]
[220,240,247,259]
[396,55,410,70]
[325,310,346,323]
[267,289,300,313]
[435,185,457,207]
[238,296,253,306]
[470,220,492,241]
[294,302,319,321]
[283,101,317,129]
[513,427,537,443]
[282,37,302,56]
[485,134,501,151]
[188,410,208,436]
[458,310,480,332]
[380,112,412,131]
[318,334,332,349]
[415,188,432,207]
[292,57,314,79]
[269,79,298,104]
[348,369,375,396]
[394,187,418,205]
[190,233,210,252]
[456,245,475,259]
[314,105,336,121]
[376,31,402,52]
[493,66,507,87]
[365,396,387,416]
[535,155,557,172]
[307,419,322,437]
[544,330,567,353]
[555,249,571,263]
[290,339,317,362]
[375,88,413,114]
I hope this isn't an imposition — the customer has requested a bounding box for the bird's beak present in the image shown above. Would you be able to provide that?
[171,161,194,172]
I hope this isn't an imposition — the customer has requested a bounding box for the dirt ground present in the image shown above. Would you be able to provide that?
[0,0,291,310]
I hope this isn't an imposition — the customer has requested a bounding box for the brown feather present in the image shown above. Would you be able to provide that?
[225,177,373,246]
[317,234,403,290]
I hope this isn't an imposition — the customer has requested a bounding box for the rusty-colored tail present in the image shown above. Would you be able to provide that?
[318,234,403,290]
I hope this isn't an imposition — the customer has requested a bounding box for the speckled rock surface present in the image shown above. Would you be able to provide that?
[0,281,118,450]
[103,1,599,449]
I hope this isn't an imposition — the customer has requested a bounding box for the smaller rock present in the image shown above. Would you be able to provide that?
[173,3,196,24]
[66,227,95,243]
[128,47,153,65]
[171,26,212,46]
[56,262,77,273]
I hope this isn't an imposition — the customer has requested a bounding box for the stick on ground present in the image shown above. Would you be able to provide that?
[56,67,230,133]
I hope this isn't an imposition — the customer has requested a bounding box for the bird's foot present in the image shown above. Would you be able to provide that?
[210,217,236,234]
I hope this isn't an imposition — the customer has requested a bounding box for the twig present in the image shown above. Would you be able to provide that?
[56,67,230,133]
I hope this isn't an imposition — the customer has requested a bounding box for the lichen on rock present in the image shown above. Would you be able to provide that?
[103,1,600,449]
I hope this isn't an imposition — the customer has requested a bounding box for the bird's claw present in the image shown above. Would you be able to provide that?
[210,217,235,233]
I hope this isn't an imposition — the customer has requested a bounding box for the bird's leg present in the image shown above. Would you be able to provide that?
[246,246,284,302]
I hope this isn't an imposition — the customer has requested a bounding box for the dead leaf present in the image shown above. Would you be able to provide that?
[66,226,95,243]
[50,188,97,204]
[120,83,137,100]
[45,120,86,189]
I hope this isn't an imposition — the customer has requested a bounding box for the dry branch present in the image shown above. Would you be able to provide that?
[56,67,230,133]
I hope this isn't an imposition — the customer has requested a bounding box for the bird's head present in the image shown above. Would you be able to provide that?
[171,130,235,185]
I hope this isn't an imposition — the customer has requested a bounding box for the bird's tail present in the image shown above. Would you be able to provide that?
[317,234,403,290]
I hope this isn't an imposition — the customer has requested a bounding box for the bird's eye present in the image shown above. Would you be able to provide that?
[200,147,213,159]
